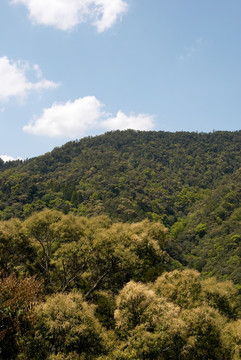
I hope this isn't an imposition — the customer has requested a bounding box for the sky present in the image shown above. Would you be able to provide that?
[0,0,241,161]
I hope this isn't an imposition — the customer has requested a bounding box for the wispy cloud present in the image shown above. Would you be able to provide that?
[33,64,43,79]
[23,96,155,138]
[0,56,59,103]
[10,0,129,32]
[179,38,205,61]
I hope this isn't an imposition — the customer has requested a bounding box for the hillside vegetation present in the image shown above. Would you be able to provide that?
[0,130,241,223]
[0,130,241,282]
[1,130,241,359]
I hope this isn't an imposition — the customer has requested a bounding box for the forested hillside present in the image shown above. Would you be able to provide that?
[1,130,241,224]
[1,130,241,359]
[0,130,241,282]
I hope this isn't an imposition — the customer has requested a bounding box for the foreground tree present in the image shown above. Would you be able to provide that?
[20,212,168,295]
[153,269,202,309]
[111,280,186,359]
[0,273,40,359]
[27,292,109,360]
[22,210,63,292]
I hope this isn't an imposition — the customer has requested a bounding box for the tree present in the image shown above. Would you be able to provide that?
[201,277,240,319]
[222,320,241,359]
[154,269,202,309]
[30,292,108,359]
[84,219,167,298]
[0,273,41,359]
[22,210,62,292]
[181,305,225,359]
[112,280,186,359]
[0,218,32,276]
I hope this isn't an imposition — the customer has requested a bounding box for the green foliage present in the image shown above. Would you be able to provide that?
[0,218,33,276]
[30,292,107,359]
[107,272,240,359]
[0,211,168,296]
[181,305,225,359]
[1,129,241,288]
[154,269,202,308]
[201,277,240,319]
[195,223,207,237]
[222,320,241,359]
[1,264,241,359]
[0,130,241,226]
[1,130,241,358]
[170,169,241,285]
[114,280,181,335]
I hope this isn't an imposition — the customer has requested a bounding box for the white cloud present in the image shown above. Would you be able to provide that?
[11,0,128,32]
[0,155,23,162]
[23,96,155,138]
[100,110,155,131]
[0,56,59,103]
[23,96,105,137]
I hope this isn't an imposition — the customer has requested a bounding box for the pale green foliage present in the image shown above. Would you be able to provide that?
[201,277,240,319]
[3,207,241,359]
[22,210,63,291]
[0,218,27,274]
[115,280,180,334]
[33,292,107,358]
[48,353,86,360]
[50,213,86,245]
[222,320,241,359]
[83,218,167,296]
[23,209,62,242]
[88,215,112,230]
[13,211,167,294]
[92,219,166,273]
[154,269,202,308]
[115,280,157,333]
[111,272,240,359]
[113,280,186,359]
[52,240,91,292]
[181,305,226,359]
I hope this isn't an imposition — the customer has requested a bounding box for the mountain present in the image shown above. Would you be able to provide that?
[1,129,241,221]
[0,129,241,284]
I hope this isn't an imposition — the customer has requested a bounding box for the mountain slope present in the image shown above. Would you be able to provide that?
[0,130,241,224]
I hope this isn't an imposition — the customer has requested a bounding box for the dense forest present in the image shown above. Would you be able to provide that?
[1,130,241,359]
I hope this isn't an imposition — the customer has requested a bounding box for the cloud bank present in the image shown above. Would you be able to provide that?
[0,56,59,103]
[11,0,128,32]
[101,110,155,131]
[23,96,155,138]
[0,155,23,162]
[23,96,104,137]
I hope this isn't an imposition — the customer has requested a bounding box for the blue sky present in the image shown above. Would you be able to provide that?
[0,0,241,160]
